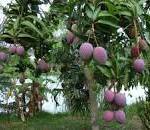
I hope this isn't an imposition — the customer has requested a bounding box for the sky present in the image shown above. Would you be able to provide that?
[0,0,12,6]
[0,0,49,24]
[0,0,10,24]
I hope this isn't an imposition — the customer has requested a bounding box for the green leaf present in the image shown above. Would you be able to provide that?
[21,21,43,38]
[99,1,116,14]
[105,61,112,67]
[97,66,112,78]
[18,33,37,40]
[88,4,95,11]
[93,8,100,21]
[99,11,119,21]
[119,11,132,17]
[1,34,13,39]
[13,17,20,32]
[26,15,48,32]
[86,7,93,20]
[97,20,119,28]
[86,4,100,21]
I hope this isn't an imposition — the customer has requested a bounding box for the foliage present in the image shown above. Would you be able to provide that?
[137,100,150,130]
[0,0,59,120]
[1,1,150,129]
[50,0,150,115]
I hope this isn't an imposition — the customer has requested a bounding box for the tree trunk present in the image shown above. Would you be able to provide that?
[84,66,99,130]
[22,92,26,112]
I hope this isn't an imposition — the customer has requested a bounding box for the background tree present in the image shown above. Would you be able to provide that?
[0,0,59,121]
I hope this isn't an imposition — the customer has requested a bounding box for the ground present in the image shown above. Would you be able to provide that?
[0,104,145,130]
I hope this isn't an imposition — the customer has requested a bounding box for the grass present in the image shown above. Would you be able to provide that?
[0,104,145,130]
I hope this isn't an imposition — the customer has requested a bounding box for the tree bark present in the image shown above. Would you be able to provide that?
[84,66,99,130]
[22,92,26,112]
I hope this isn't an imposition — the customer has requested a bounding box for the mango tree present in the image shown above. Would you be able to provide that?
[51,0,150,129]
[0,0,58,121]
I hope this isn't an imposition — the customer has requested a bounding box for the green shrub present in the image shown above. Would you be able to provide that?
[137,100,150,130]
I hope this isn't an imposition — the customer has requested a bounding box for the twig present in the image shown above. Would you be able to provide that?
[92,23,98,46]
